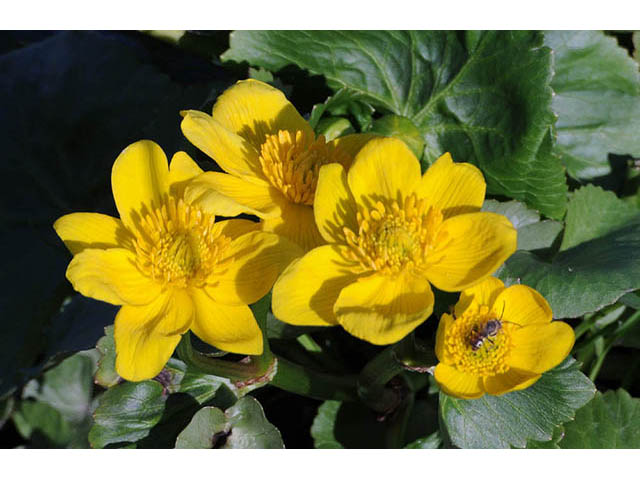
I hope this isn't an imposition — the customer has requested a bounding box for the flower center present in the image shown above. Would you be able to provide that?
[134,197,231,288]
[444,306,515,376]
[342,193,443,274]
[259,130,349,205]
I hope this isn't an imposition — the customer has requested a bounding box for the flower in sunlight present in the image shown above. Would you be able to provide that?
[54,140,300,381]
[271,137,517,345]
[180,79,374,252]
[434,277,575,399]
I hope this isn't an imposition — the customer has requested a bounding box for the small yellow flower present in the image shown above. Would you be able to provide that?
[54,140,299,381]
[271,137,517,345]
[180,79,375,251]
[434,277,575,399]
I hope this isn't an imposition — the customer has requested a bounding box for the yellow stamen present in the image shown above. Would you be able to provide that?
[342,193,443,274]
[259,130,349,205]
[134,197,231,288]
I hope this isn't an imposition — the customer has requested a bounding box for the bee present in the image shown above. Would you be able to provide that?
[468,303,508,351]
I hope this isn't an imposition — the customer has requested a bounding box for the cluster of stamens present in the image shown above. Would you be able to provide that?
[134,197,231,288]
[259,130,349,205]
[444,305,514,376]
[342,193,443,274]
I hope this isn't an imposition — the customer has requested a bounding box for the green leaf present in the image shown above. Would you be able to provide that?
[525,426,564,449]
[439,357,595,448]
[175,406,227,448]
[95,326,119,388]
[545,31,640,180]
[13,400,73,447]
[223,396,284,448]
[482,199,563,251]
[369,115,425,160]
[561,184,639,251]
[310,400,344,449]
[223,31,567,218]
[316,117,354,142]
[558,389,640,448]
[404,432,442,449]
[499,215,640,318]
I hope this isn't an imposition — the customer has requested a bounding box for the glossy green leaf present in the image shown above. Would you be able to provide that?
[439,357,595,448]
[545,30,640,180]
[499,215,640,318]
[175,406,227,448]
[525,426,564,449]
[223,396,284,448]
[223,31,566,218]
[404,432,441,449]
[561,184,639,251]
[310,400,344,449]
[95,326,119,388]
[558,389,640,448]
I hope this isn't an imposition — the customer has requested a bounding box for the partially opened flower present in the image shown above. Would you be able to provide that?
[272,137,517,345]
[180,79,374,251]
[434,277,575,399]
[54,140,299,381]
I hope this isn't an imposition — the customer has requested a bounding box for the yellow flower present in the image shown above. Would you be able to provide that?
[54,140,299,381]
[434,277,575,399]
[271,137,517,345]
[180,79,375,251]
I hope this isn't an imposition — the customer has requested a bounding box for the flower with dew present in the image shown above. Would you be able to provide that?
[180,79,375,252]
[434,277,575,398]
[54,140,300,381]
[271,137,517,345]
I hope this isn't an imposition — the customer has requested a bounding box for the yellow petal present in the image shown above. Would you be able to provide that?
[329,133,377,166]
[314,163,358,244]
[181,110,264,179]
[211,79,313,148]
[111,140,170,233]
[190,289,263,355]
[168,151,203,197]
[66,248,161,306]
[54,212,133,255]
[272,245,359,327]
[435,313,455,364]
[334,270,434,345]
[206,231,302,305]
[347,137,421,208]
[425,212,517,292]
[483,368,541,396]
[211,219,260,241]
[434,363,484,399]
[261,199,325,251]
[418,152,486,218]
[114,292,191,381]
[493,284,552,327]
[185,171,281,218]
[508,322,575,374]
[454,277,506,317]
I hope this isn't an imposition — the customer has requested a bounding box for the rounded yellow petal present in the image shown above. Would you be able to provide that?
[190,289,263,355]
[418,152,486,218]
[185,171,281,218]
[272,245,359,327]
[493,284,552,327]
[111,140,170,232]
[168,151,203,197]
[425,212,517,292]
[508,322,575,374]
[454,277,506,317]
[181,110,264,179]
[483,368,541,396]
[114,292,192,381]
[261,200,325,252]
[211,218,260,241]
[54,212,133,255]
[435,313,455,364]
[314,163,358,244]
[334,270,434,345]
[66,248,161,306]
[347,137,421,208]
[434,363,484,399]
[206,231,302,306]
[211,79,313,149]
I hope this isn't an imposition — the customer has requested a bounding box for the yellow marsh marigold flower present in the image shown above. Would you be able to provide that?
[180,79,375,251]
[271,137,517,345]
[434,277,575,399]
[54,140,299,381]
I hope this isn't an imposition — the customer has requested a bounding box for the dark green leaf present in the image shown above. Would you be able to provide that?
[499,215,640,318]
[223,31,566,218]
[439,357,595,448]
[545,30,640,180]
[310,400,344,449]
[223,396,284,448]
[175,406,227,448]
[13,400,73,447]
[558,389,640,448]
[404,432,442,449]
[561,185,639,251]
[525,426,564,448]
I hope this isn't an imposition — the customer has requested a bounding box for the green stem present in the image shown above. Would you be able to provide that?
[358,346,406,412]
